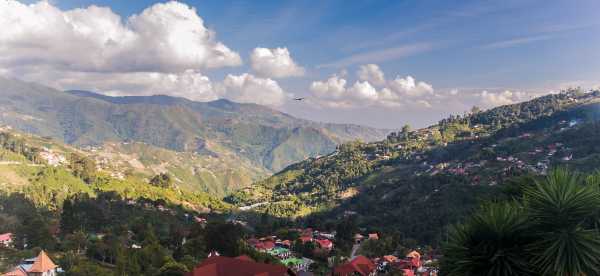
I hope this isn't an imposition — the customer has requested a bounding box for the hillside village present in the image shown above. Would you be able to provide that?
[1,89,600,275]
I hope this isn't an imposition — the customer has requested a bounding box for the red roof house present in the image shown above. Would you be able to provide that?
[333,255,376,276]
[2,250,58,276]
[368,233,379,240]
[255,241,276,251]
[315,239,333,251]
[0,233,12,247]
[186,255,292,276]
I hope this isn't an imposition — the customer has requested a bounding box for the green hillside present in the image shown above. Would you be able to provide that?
[0,129,228,211]
[0,77,388,194]
[228,89,600,244]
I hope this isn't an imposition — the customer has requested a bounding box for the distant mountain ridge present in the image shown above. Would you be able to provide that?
[0,77,388,193]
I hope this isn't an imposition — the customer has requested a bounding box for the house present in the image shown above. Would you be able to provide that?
[333,255,376,276]
[406,251,422,268]
[315,239,333,251]
[382,255,398,264]
[186,255,293,276]
[368,233,379,240]
[353,234,365,244]
[0,233,12,247]
[268,248,292,259]
[255,241,276,252]
[2,250,59,276]
[281,240,292,248]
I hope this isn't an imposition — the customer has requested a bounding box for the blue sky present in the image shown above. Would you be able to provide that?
[6,0,600,128]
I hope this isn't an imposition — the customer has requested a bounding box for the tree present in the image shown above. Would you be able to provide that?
[401,124,412,140]
[150,173,173,188]
[441,168,600,276]
[441,203,532,276]
[70,153,97,184]
[524,169,600,275]
[204,221,244,256]
[60,198,78,235]
[470,106,481,115]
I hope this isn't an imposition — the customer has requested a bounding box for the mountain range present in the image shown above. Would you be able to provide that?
[0,77,388,194]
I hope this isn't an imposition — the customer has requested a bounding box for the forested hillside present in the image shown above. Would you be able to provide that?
[0,129,228,211]
[228,89,600,245]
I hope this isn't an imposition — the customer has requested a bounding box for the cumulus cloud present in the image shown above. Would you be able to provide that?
[309,72,435,108]
[310,75,347,100]
[388,75,434,97]
[357,64,386,86]
[217,74,289,106]
[0,0,241,73]
[479,90,531,107]
[250,47,305,78]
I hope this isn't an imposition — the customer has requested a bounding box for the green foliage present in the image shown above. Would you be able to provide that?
[149,173,173,188]
[441,168,600,276]
[441,203,532,276]
[204,221,245,257]
[69,153,97,184]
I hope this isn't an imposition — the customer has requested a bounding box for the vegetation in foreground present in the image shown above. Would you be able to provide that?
[441,168,600,276]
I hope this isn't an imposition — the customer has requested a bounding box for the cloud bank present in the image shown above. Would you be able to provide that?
[0,0,290,106]
[310,65,435,108]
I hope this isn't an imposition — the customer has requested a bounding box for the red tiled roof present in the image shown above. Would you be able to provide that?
[315,239,332,249]
[382,255,398,263]
[333,255,376,276]
[235,255,255,262]
[27,251,57,273]
[255,241,275,251]
[0,233,12,242]
[186,255,289,276]
[2,267,27,276]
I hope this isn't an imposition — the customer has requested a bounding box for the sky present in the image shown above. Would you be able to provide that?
[2,0,600,128]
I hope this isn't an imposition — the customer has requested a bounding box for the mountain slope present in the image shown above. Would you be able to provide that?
[0,77,388,193]
[0,128,228,211]
[228,89,600,244]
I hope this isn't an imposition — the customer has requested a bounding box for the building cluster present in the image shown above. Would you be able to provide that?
[38,147,66,167]
[2,250,60,276]
[333,250,438,276]
[245,228,335,274]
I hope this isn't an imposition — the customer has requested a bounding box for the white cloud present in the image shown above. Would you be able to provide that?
[250,47,304,78]
[348,81,379,101]
[388,75,434,97]
[479,90,532,107]
[309,72,435,108]
[357,64,385,86]
[217,74,289,106]
[310,75,347,100]
[0,1,241,73]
